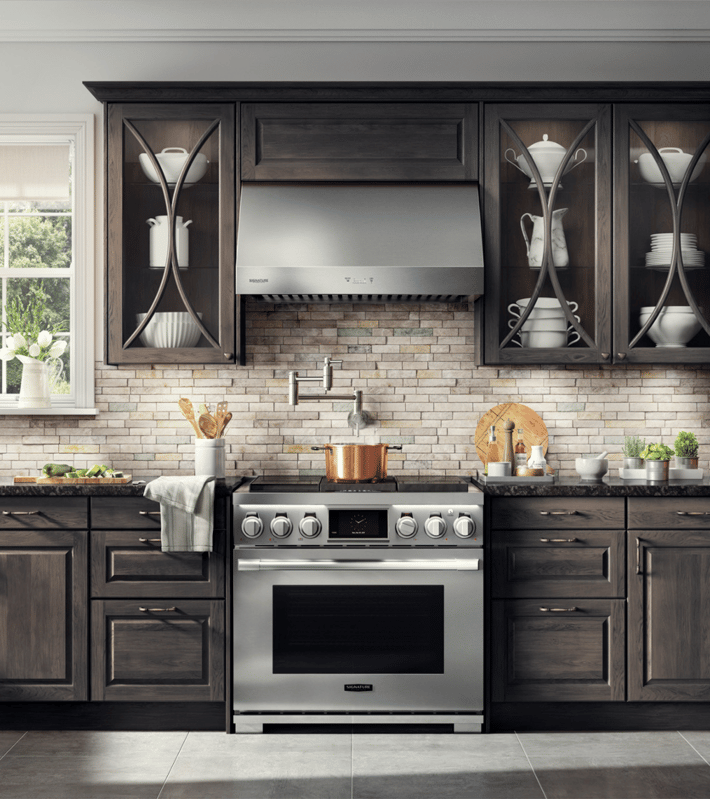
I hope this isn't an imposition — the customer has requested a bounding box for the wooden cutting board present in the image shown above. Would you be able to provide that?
[475,403,548,464]
[14,475,133,484]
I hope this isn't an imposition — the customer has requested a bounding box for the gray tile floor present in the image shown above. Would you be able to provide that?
[1,730,710,799]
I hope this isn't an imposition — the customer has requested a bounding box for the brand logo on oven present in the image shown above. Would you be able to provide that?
[344,684,373,692]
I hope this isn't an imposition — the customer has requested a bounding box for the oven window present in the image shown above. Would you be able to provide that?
[272,585,444,674]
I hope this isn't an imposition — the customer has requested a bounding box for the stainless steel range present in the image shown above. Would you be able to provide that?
[232,475,484,733]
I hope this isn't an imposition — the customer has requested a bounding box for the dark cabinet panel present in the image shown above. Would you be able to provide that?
[491,497,625,530]
[492,599,625,702]
[628,530,710,701]
[92,599,224,701]
[628,497,710,530]
[241,103,478,181]
[0,497,87,530]
[492,530,625,598]
[0,530,87,701]
[91,496,227,531]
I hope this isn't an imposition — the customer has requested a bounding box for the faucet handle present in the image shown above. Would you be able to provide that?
[323,356,343,390]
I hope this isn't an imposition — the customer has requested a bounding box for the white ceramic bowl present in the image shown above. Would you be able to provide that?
[637,148,706,186]
[640,305,699,313]
[639,308,702,347]
[139,148,209,186]
[515,297,579,311]
[136,312,203,348]
[509,316,578,332]
[575,457,609,480]
[518,329,569,348]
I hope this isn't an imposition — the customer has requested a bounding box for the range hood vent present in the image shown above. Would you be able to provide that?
[236,183,484,304]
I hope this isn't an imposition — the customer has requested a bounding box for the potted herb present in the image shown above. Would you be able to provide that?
[622,435,646,470]
[639,443,674,481]
[674,431,699,470]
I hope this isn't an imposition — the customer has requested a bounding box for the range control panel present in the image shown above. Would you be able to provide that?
[233,494,483,547]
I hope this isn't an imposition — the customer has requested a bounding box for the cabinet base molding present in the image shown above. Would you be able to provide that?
[491,702,710,732]
[0,702,225,731]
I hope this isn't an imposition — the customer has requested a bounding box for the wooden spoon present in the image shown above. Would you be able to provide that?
[178,397,203,438]
[218,411,232,438]
[214,401,228,436]
[199,413,218,439]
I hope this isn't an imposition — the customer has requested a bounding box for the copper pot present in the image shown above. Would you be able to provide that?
[311,443,403,482]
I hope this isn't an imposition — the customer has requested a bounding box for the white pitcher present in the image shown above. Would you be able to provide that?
[520,208,569,269]
[147,215,192,269]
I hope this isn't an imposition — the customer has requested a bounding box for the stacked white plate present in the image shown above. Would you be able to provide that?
[645,233,704,271]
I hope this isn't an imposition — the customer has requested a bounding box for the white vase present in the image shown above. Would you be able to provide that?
[527,444,547,470]
[195,438,225,478]
[17,356,62,409]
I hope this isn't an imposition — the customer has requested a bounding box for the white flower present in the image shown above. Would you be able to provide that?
[29,343,40,358]
[48,340,66,358]
[37,330,52,348]
[0,347,15,361]
[12,332,26,350]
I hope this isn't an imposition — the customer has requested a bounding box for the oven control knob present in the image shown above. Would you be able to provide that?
[270,514,293,538]
[241,513,263,539]
[395,514,418,538]
[453,514,476,538]
[299,514,322,538]
[424,514,447,538]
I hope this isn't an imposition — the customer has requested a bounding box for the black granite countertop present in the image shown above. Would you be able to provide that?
[0,477,242,497]
[472,475,710,497]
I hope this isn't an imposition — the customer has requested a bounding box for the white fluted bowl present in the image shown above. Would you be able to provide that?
[136,312,202,348]
[639,307,702,348]
[138,148,208,186]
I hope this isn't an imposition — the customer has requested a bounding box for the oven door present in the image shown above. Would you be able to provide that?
[233,547,483,713]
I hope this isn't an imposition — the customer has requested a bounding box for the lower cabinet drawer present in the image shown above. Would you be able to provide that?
[491,599,625,702]
[491,530,625,598]
[91,599,224,701]
[90,532,224,597]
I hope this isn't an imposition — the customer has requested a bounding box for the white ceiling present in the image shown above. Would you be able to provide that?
[1,0,709,42]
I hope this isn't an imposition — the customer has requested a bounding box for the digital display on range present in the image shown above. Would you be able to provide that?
[328,508,388,539]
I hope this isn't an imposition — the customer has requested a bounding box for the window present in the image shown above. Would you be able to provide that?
[0,116,95,413]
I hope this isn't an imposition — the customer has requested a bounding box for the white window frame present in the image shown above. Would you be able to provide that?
[0,114,95,414]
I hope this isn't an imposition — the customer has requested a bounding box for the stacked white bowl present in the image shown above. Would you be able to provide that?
[645,233,704,271]
[508,297,581,348]
[639,305,702,348]
[136,312,203,348]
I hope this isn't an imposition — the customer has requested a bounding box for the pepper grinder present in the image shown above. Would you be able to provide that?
[502,418,516,476]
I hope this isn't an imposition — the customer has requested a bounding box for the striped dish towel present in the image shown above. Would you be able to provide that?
[143,475,215,552]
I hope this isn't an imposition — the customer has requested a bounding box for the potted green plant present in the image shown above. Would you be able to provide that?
[622,435,646,470]
[674,431,699,470]
[639,443,674,481]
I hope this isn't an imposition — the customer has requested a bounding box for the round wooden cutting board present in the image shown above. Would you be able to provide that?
[475,403,548,464]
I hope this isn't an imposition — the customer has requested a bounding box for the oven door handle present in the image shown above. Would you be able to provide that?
[237,559,481,572]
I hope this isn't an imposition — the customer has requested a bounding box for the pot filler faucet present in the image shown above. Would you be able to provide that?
[288,356,373,435]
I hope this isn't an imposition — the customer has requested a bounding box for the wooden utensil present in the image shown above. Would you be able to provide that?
[218,411,232,437]
[178,397,203,438]
[475,403,548,465]
[215,401,228,436]
[199,413,218,439]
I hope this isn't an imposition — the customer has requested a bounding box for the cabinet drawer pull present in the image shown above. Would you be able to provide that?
[138,607,176,612]
[539,607,577,612]
[636,537,643,575]
[676,511,710,516]
[2,510,40,516]
[139,510,161,517]
[539,510,578,516]
[138,537,162,544]
[540,537,577,543]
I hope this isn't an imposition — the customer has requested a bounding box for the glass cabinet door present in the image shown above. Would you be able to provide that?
[106,104,235,364]
[483,104,612,364]
[615,105,710,363]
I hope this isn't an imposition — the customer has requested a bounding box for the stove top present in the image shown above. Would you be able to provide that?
[245,474,473,493]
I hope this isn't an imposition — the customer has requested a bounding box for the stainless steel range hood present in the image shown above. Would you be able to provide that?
[236,183,484,303]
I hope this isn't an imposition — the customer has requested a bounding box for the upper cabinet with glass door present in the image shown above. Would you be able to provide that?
[106,104,235,364]
[483,104,612,364]
[614,105,710,363]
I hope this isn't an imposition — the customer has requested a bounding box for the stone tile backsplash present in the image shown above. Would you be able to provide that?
[3,301,709,478]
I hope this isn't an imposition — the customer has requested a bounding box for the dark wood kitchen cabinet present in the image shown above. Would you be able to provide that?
[104,102,238,365]
[0,499,88,701]
[241,103,478,181]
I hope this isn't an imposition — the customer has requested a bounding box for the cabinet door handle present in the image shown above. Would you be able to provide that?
[539,510,578,516]
[139,510,161,516]
[138,537,162,544]
[138,607,176,612]
[2,510,40,515]
[676,511,710,516]
[539,607,577,612]
[636,537,643,575]
[540,537,577,543]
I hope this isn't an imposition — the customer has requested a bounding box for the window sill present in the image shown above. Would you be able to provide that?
[0,407,98,416]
